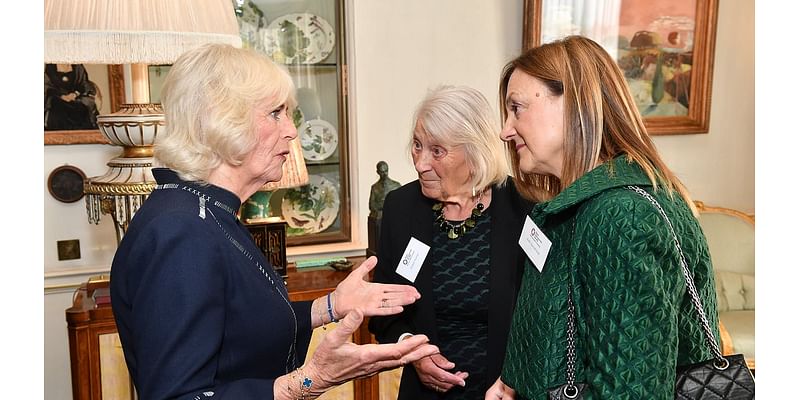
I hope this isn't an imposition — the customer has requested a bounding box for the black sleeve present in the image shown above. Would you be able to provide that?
[368,189,417,343]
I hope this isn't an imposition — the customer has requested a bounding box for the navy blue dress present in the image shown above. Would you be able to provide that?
[110,168,312,400]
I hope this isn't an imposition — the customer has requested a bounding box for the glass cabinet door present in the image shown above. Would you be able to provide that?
[234,0,350,246]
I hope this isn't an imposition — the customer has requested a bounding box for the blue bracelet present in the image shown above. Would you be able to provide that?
[327,292,338,322]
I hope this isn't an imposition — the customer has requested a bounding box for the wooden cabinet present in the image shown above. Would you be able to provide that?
[66,276,134,400]
[66,257,379,400]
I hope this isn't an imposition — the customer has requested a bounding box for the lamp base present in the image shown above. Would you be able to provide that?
[241,190,279,223]
[97,103,164,147]
[84,101,164,242]
[84,148,156,243]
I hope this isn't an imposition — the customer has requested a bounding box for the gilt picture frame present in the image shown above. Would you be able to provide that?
[44,64,124,145]
[523,0,719,135]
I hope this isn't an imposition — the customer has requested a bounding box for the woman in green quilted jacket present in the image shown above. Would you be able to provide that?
[485,36,720,400]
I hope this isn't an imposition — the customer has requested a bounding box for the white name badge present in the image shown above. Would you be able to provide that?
[519,216,552,272]
[395,237,430,283]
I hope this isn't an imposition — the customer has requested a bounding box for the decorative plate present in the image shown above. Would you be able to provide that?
[281,175,340,235]
[263,13,335,64]
[47,165,86,203]
[292,106,304,128]
[300,118,337,161]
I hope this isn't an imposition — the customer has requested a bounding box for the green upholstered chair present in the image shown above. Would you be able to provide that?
[694,201,755,371]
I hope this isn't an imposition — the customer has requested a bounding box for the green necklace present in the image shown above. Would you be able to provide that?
[433,199,485,240]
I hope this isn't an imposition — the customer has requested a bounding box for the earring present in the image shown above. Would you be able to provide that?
[472,186,476,197]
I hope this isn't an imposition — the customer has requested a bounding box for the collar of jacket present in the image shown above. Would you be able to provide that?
[531,155,655,222]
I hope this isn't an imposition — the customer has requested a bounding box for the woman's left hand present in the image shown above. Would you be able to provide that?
[333,256,421,317]
[485,377,515,400]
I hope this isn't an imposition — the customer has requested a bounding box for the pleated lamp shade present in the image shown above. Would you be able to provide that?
[44,0,242,65]
[262,138,310,191]
[240,137,309,224]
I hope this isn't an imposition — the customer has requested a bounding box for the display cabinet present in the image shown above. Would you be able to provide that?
[136,0,353,248]
[234,0,351,246]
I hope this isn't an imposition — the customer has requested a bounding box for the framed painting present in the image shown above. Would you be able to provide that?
[44,64,124,145]
[523,0,719,135]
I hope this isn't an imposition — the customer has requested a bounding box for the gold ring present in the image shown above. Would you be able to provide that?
[381,299,388,308]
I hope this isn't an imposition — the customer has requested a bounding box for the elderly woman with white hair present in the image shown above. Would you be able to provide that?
[110,43,439,400]
[368,85,533,399]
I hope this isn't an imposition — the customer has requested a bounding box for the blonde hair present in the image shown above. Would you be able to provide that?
[411,85,510,191]
[499,36,696,213]
[155,43,296,182]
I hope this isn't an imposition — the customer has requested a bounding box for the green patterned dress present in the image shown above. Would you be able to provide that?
[502,156,720,400]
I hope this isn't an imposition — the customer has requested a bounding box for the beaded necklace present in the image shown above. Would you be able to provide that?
[433,191,485,240]
[154,183,299,372]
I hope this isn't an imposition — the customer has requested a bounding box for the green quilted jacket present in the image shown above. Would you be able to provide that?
[502,156,720,400]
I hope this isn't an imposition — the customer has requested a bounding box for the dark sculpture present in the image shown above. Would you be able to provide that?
[367,161,401,257]
[368,161,401,219]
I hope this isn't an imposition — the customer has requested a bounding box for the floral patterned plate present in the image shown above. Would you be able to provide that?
[300,118,337,161]
[281,175,340,235]
[263,13,335,64]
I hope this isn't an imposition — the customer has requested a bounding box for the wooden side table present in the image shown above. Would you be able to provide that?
[65,275,133,400]
[65,256,379,400]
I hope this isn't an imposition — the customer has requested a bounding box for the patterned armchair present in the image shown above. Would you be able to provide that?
[694,201,755,371]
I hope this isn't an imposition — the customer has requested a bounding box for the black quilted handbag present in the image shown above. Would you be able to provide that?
[627,186,755,400]
[548,187,756,399]
[675,354,754,399]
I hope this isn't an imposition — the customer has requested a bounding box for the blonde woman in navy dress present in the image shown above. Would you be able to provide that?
[110,43,439,400]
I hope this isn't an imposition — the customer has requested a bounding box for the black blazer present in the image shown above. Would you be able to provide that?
[368,178,532,399]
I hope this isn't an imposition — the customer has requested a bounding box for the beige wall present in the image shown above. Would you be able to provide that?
[43,0,754,397]
[350,0,754,254]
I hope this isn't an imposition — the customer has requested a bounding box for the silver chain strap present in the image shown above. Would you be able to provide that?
[564,283,579,397]
[625,185,724,361]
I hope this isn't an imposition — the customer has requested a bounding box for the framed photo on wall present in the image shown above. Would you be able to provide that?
[44,64,124,145]
[523,0,719,135]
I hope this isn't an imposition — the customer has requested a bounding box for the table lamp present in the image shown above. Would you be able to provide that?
[44,0,242,243]
[242,136,310,224]
[241,136,309,278]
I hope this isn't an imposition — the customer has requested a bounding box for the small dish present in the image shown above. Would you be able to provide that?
[300,118,337,161]
[328,260,354,271]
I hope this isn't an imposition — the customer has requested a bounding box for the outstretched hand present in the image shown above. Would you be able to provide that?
[333,256,420,318]
[304,309,439,392]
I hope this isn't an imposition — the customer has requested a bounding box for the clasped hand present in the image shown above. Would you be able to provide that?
[412,353,468,393]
